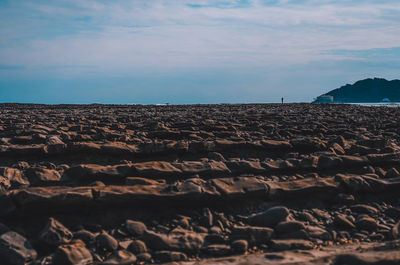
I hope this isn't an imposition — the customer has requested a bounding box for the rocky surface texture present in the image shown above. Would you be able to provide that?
[0,103,400,264]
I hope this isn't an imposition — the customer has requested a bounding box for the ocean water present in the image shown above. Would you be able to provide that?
[349,102,400,107]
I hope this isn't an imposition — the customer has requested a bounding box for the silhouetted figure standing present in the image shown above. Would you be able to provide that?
[281,97,284,104]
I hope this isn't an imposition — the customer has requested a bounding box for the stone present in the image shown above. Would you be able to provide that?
[53,240,93,265]
[101,250,137,265]
[0,231,37,265]
[334,214,355,230]
[26,168,61,185]
[356,216,377,231]
[74,230,96,245]
[96,231,119,252]
[125,220,147,237]
[39,217,73,246]
[275,221,306,234]
[128,240,147,254]
[391,221,400,239]
[231,226,273,245]
[231,240,248,254]
[351,204,379,216]
[306,226,331,240]
[152,251,187,263]
[143,228,204,253]
[202,244,231,256]
[137,253,152,262]
[270,239,314,250]
[248,206,290,227]
[385,168,400,178]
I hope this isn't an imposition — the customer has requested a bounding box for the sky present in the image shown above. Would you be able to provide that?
[0,0,400,104]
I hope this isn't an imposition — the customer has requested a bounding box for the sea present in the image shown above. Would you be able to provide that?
[350,102,400,107]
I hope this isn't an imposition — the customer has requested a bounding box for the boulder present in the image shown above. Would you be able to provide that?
[39,218,73,246]
[231,226,273,245]
[248,206,290,227]
[0,231,37,265]
[125,220,147,237]
[53,240,92,265]
[101,250,136,265]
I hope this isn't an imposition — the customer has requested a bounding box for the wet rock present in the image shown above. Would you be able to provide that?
[231,226,273,245]
[53,240,92,265]
[153,251,187,263]
[96,231,118,252]
[270,239,313,250]
[125,220,147,237]
[39,217,73,246]
[0,231,37,265]
[101,250,136,265]
[231,240,248,254]
[128,240,147,254]
[248,206,290,227]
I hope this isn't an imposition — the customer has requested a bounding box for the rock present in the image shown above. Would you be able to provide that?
[125,177,160,185]
[306,226,331,240]
[137,252,152,262]
[53,240,92,265]
[0,231,37,265]
[248,206,290,227]
[356,216,377,231]
[391,221,400,239]
[385,207,400,219]
[26,168,61,185]
[351,204,379,216]
[275,221,306,234]
[385,167,400,178]
[125,220,147,237]
[128,240,147,254]
[153,251,187,263]
[333,193,355,204]
[202,244,231,256]
[96,231,118,252]
[270,239,313,250]
[200,208,214,227]
[231,226,273,245]
[143,228,204,253]
[101,250,137,265]
[39,217,73,246]
[231,240,248,254]
[74,230,96,245]
[334,214,355,230]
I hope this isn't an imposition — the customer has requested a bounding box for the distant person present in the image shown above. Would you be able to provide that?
[281,97,284,104]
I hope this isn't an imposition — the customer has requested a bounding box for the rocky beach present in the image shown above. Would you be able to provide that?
[0,103,400,265]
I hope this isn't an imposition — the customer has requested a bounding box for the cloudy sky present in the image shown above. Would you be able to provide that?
[0,0,399,104]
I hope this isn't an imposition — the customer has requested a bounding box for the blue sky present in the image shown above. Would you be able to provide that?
[1,0,400,104]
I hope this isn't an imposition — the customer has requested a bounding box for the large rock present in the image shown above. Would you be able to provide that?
[143,228,204,253]
[231,226,273,245]
[53,240,92,265]
[0,231,37,265]
[125,220,147,237]
[26,168,61,185]
[248,206,290,227]
[101,250,136,265]
[39,217,73,246]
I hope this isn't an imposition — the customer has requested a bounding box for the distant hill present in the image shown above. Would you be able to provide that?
[313,78,400,103]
